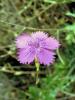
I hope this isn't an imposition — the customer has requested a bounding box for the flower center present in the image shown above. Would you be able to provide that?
[35,42,40,48]
[28,41,40,48]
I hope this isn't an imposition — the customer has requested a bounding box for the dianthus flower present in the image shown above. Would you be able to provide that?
[16,31,60,65]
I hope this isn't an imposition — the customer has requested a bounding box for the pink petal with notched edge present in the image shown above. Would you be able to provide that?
[16,34,31,48]
[17,46,36,64]
[37,48,55,65]
[31,31,48,40]
[44,37,60,50]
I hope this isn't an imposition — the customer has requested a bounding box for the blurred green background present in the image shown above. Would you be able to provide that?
[0,0,75,100]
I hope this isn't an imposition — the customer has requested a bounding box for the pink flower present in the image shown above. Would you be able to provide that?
[16,31,60,65]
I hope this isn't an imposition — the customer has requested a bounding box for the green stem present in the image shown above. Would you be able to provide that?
[35,58,40,84]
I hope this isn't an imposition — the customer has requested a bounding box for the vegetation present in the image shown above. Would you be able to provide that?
[0,0,75,100]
